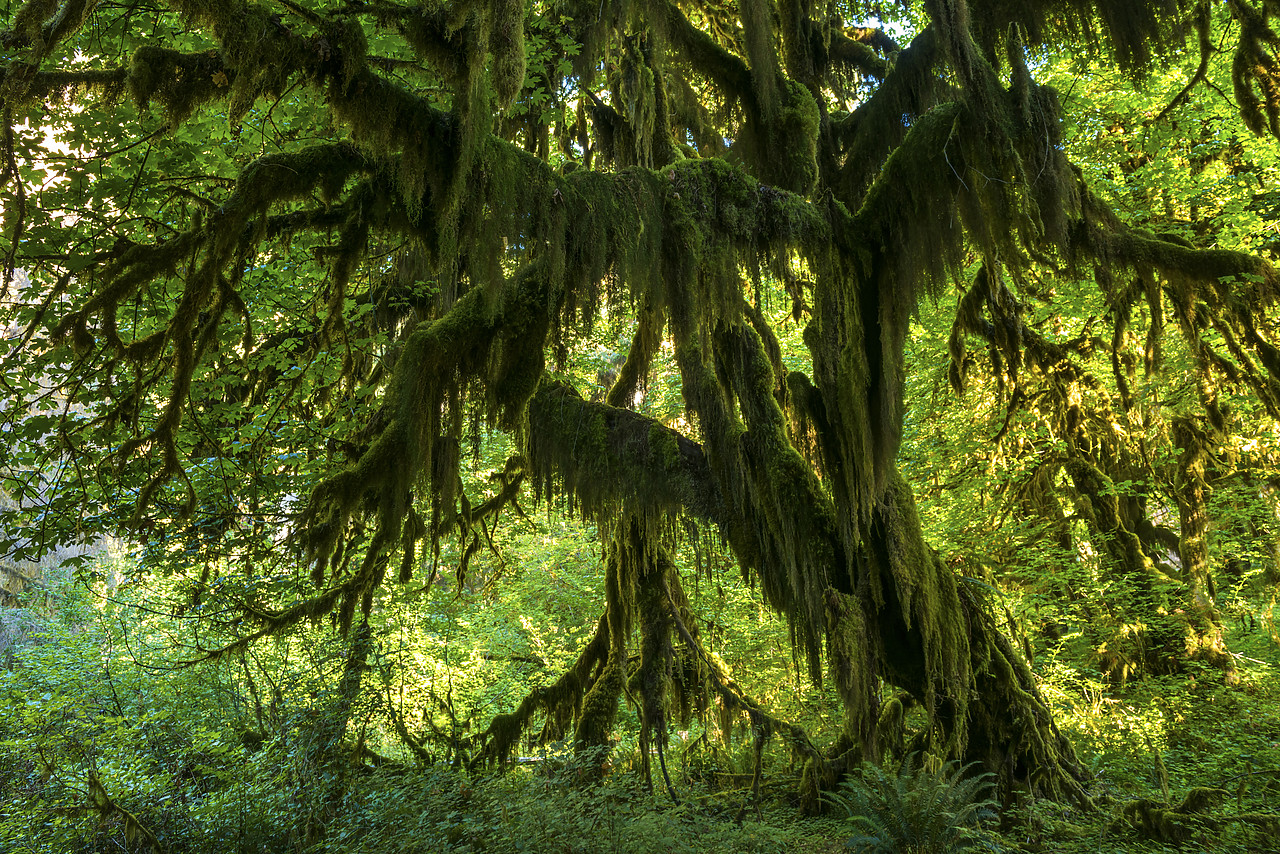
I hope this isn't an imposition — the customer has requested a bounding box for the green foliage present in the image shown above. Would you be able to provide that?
[825,756,1000,854]
[0,556,851,853]
[0,530,1278,854]
[308,759,846,854]
[10,0,1280,839]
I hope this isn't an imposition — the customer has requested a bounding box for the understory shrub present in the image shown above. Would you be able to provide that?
[826,755,1000,854]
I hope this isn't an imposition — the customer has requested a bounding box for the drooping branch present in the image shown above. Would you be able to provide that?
[1,0,98,62]
[832,27,947,204]
[526,378,723,526]
[1229,0,1280,138]
[476,612,612,766]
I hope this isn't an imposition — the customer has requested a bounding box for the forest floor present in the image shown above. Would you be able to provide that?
[3,585,1279,853]
[410,609,1280,854]
[1006,611,1280,854]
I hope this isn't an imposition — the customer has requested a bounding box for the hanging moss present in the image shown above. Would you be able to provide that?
[824,589,878,757]
[740,0,781,119]
[327,68,459,228]
[172,0,329,126]
[490,0,526,109]
[664,73,729,157]
[2,0,61,48]
[966,0,1186,76]
[631,543,680,795]
[656,0,818,193]
[867,473,971,756]
[126,47,233,128]
[947,252,1245,682]
[1065,456,1164,585]
[654,0,753,95]
[389,3,468,85]
[477,613,611,765]
[1230,0,1280,138]
[964,583,1092,806]
[834,27,945,210]
[617,35,659,167]
[605,301,665,407]
[5,0,94,59]
[297,261,551,574]
[575,649,623,750]
[526,377,723,526]
[668,318,851,681]
[1171,416,1234,670]
[766,77,820,194]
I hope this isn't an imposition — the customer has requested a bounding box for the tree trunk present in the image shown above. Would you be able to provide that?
[519,370,1093,804]
[1172,417,1233,671]
[860,470,1091,805]
[300,618,372,846]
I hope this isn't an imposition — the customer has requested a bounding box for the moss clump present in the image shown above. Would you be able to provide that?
[2,0,59,50]
[865,473,971,757]
[825,589,877,756]
[731,75,821,195]
[740,0,780,118]
[489,0,526,109]
[966,0,1184,76]
[765,77,820,195]
[476,612,610,766]
[574,649,622,751]
[616,35,660,167]
[128,47,234,128]
[1115,787,1228,844]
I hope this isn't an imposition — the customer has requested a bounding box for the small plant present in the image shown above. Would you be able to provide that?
[826,755,1000,854]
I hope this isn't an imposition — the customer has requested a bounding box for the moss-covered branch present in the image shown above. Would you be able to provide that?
[1,0,97,62]
[526,378,723,525]
[475,612,612,766]
[14,0,1274,812]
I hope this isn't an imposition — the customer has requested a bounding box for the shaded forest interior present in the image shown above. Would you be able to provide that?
[2,0,1280,851]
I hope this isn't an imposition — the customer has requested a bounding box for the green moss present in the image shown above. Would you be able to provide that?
[127,47,233,128]
[575,660,623,749]
[740,0,780,118]
[169,0,321,126]
[617,35,659,167]
[966,0,1183,76]
[29,0,1211,809]
[490,0,526,109]
[825,590,876,754]
[1115,788,1230,845]
[1229,0,1280,138]
[876,695,907,760]
[872,473,971,753]
[4,0,59,47]
[766,78,820,195]
[476,613,608,766]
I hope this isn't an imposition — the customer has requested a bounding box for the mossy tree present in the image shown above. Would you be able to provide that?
[928,1,1280,684]
[946,263,1238,681]
[4,0,1280,810]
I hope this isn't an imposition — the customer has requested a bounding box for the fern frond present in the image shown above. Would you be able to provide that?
[834,753,1002,854]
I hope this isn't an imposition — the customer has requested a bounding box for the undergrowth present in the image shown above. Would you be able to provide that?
[824,756,1000,854]
[0,576,1278,853]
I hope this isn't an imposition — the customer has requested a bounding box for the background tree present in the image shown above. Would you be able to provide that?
[906,0,1280,685]
[5,0,1280,811]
